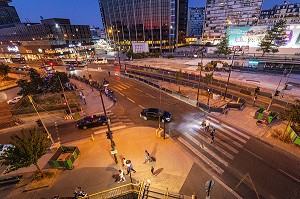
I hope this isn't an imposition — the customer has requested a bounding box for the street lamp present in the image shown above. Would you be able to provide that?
[99,85,118,164]
[196,49,204,102]
[207,88,211,106]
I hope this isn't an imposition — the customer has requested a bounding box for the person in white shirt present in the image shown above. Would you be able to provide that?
[118,170,126,183]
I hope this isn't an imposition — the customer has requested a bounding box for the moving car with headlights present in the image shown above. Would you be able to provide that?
[7,96,22,104]
[76,115,107,129]
[66,65,75,71]
[140,108,172,122]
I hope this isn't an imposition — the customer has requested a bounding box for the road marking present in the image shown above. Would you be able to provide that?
[193,132,234,160]
[94,125,127,134]
[278,169,300,183]
[127,97,135,103]
[216,131,243,149]
[135,88,144,92]
[222,124,250,140]
[112,86,123,91]
[115,90,124,96]
[118,84,128,89]
[122,83,133,87]
[92,122,124,130]
[178,137,224,174]
[208,117,220,124]
[244,148,263,160]
[214,125,247,144]
[139,105,145,109]
[184,133,228,167]
[146,93,156,98]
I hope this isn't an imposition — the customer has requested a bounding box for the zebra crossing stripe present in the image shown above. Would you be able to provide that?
[193,133,234,160]
[178,137,224,175]
[214,137,239,154]
[135,88,143,92]
[213,125,247,144]
[222,124,250,140]
[118,84,128,89]
[184,133,228,167]
[112,86,123,91]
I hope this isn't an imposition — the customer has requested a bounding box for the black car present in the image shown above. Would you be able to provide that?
[77,115,107,129]
[66,65,75,71]
[140,108,172,122]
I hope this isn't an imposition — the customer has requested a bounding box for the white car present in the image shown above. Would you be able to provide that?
[0,144,14,157]
[7,96,22,104]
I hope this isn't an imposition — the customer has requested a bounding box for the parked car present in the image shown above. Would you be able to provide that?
[140,108,172,122]
[77,115,107,129]
[7,96,22,104]
[0,144,14,158]
[66,65,75,71]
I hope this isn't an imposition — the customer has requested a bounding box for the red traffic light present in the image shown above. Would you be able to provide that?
[49,62,53,66]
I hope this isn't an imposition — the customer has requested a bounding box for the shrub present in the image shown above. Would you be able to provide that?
[167,54,174,59]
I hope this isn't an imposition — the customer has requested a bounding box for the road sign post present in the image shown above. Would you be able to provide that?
[205,180,215,197]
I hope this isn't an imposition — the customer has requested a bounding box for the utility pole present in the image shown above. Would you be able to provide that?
[58,75,72,114]
[196,50,204,102]
[267,78,282,111]
[28,95,55,145]
[99,89,118,164]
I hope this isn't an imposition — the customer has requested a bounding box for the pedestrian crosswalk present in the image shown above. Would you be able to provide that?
[92,112,135,134]
[112,82,134,91]
[176,116,251,175]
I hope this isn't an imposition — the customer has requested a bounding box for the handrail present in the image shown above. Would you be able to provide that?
[138,181,145,199]
[82,183,140,199]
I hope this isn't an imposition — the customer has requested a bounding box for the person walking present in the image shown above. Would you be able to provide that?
[122,158,126,167]
[151,166,154,175]
[108,70,111,77]
[126,161,136,174]
[253,95,257,106]
[210,128,215,144]
[205,119,211,132]
[143,150,150,164]
[118,169,126,183]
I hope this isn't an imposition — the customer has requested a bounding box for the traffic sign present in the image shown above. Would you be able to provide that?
[205,180,215,192]
[111,150,118,154]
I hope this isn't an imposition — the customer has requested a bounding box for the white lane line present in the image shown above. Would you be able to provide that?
[278,169,300,183]
[135,88,143,92]
[208,117,220,124]
[214,125,247,144]
[184,133,228,167]
[193,132,234,160]
[178,137,224,175]
[222,124,250,140]
[139,105,145,109]
[244,148,263,160]
[127,97,135,103]
[215,137,239,154]
[146,93,156,98]
[94,125,127,134]
[115,90,124,96]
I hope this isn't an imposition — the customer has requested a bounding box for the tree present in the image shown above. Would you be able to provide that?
[204,73,214,85]
[0,128,50,175]
[257,19,287,56]
[284,100,300,130]
[214,37,232,56]
[176,69,183,93]
[0,63,10,79]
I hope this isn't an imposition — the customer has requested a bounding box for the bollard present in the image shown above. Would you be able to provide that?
[91,134,95,141]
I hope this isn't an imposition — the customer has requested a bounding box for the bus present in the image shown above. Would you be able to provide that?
[62,59,87,67]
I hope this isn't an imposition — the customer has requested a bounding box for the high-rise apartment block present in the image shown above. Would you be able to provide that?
[258,2,300,25]
[99,0,188,51]
[203,0,263,44]
[0,0,20,25]
[187,7,205,37]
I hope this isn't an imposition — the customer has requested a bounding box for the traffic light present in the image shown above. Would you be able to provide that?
[274,90,280,96]
[36,119,43,127]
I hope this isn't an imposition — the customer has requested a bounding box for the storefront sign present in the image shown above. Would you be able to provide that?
[26,50,33,53]
[7,46,19,52]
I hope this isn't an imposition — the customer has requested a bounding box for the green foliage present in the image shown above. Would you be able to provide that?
[283,100,300,129]
[0,63,10,78]
[270,129,291,143]
[0,128,50,174]
[257,19,287,56]
[214,37,231,55]
[204,73,214,84]
[204,63,215,71]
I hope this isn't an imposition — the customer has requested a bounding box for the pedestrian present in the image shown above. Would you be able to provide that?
[82,95,87,105]
[118,170,126,183]
[253,96,257,106]
[151,166,154,175]
[210,128,215,144]
[108,70,111,77]
[143,150,150,164]
[126,162,136,174]
[205,119,211,132]
[122,158,126,167]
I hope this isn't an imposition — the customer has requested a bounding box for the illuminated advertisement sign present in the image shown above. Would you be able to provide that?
[227,24,300,48]
[7,46,19,52]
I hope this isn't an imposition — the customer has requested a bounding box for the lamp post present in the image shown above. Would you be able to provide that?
[99,84,118,164]
[196,50,204,102]
[207,88,211,106]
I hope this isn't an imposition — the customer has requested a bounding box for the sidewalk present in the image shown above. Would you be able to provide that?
[0,127,241,199]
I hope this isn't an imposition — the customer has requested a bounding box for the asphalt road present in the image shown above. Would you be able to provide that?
[0,63,299,198]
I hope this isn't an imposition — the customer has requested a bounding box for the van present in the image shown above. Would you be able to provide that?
[93,57,108,64]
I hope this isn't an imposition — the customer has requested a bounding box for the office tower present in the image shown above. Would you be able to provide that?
[187,7,205,37]
[0,0,20,25]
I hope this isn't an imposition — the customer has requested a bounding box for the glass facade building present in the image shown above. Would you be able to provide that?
[99,0,188,51]
[187,7,205,37]
[0,0,20,26]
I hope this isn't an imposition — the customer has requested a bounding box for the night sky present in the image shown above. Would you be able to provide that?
[11,0,300,27]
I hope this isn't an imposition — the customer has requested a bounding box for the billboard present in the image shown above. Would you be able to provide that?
[227,24,300,48]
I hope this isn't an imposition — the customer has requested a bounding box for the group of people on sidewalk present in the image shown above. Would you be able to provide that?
[201,118,215,143]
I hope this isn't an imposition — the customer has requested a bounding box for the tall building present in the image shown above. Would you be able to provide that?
[258,2,300,25]
[99,0,188,51]
[203,0,263,44]
[187,7,205,37]
[0,0,20,25]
